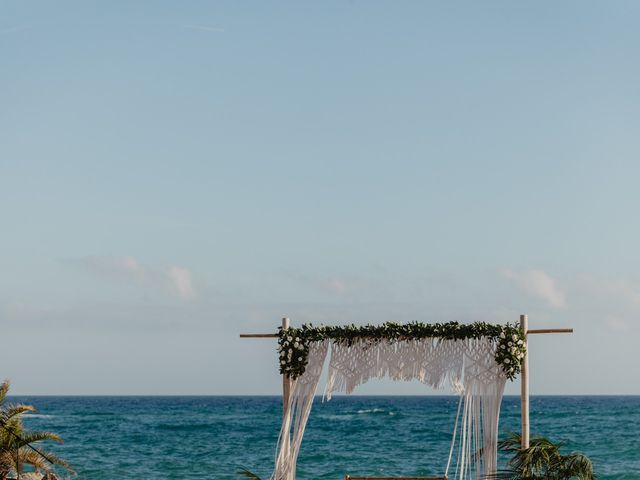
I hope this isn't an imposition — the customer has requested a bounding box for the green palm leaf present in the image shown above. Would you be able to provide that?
[488,433,595,480]
[14,431,63,448]
[0,379,73,477]
[0,381,10,405]
[237,466,263,479]
[1,404,36,423]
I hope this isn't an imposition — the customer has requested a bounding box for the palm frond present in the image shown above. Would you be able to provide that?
[557,452,595,479]
[0,379,73,476]
[18,446,74,472]
[15,431,63,447]
[483,468,523,480]
[0,380,9,405]
[2,404,36,422]
[497,432,524,454]
[493,432,595,480]
[237,466,263,479]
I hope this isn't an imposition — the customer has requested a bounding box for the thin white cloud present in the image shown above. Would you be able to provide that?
[168,266,196,299]
[576,274,640,307]
[605,315,630,332]
[182,24,224,33]
[0,25,32,35]
[615,283,640,306]
[325,278,348,295]
[75,255,196,300]
[84,255,144,276]
[286,272,392,301]
[502,269,566,308]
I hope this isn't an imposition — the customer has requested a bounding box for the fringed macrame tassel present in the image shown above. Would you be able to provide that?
[272,341,329,480]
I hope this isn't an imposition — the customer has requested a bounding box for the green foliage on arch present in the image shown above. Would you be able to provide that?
[278,321,526,381]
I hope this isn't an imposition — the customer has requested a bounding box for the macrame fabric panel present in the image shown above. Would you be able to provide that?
[271,337,507,480]
[325,338,468,397]
[324,337,507,479]
[454,338,507,479]
[272,340,329,480]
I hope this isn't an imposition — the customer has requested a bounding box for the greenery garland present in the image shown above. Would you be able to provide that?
[278,321,526,381]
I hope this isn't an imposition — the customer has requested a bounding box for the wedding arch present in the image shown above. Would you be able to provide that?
[240,316,572,480]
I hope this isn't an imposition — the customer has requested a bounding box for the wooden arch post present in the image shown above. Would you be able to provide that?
[520,314,530,449]
[520,314,574,450]
[281,317,291,459]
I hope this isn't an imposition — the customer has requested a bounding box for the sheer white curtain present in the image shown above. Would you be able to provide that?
[272,340,328,480]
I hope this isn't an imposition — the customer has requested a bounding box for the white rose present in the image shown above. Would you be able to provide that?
[287,336,293,341]
[298,357,302,361]
[504,358,511,364]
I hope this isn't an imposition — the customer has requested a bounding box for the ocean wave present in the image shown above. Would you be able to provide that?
[317,414,356,421]
[356,408,395,416]
[156,423,213,431]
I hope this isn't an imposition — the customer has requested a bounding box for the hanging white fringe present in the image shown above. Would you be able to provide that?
[272,341,329,480]
[272,337,507,480]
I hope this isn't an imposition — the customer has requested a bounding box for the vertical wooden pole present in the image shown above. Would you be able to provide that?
[520,314,530,449]
[281,317,291,460]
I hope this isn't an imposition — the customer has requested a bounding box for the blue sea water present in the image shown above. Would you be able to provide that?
[8,396,640,479]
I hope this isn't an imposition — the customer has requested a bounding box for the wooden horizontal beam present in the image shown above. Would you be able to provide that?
[527,328,573,335]
[240,328,574,339]
[345,477,446,480]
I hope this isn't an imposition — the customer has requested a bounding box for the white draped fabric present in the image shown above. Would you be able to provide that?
[273,341,329,480]
[272,337,507,480]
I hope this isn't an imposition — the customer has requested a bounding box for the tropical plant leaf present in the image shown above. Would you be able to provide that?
[0,381,10,405]
[2,404,37,423]
[15,431,64,447]
[0,379,73,477]
[237,466,263,479]
[490,433,596,480]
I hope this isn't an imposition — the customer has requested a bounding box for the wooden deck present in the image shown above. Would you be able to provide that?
[345,476,447,480]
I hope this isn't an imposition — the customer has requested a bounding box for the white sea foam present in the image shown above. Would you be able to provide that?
[356,408,390,414]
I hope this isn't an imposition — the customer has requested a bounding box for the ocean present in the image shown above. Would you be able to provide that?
[9,396,640,479]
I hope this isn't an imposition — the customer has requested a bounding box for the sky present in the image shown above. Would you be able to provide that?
[1,1,639,395]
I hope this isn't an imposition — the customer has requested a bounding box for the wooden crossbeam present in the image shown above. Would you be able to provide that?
[527,328,573,334]
[239,328,574,338]
[520,315,573,449]
[345,477,446,480]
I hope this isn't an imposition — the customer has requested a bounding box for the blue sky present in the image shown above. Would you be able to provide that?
[1,1,639,394]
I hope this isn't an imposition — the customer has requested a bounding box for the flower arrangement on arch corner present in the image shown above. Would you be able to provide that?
[495,327,527,380]
[278,327,309,379]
